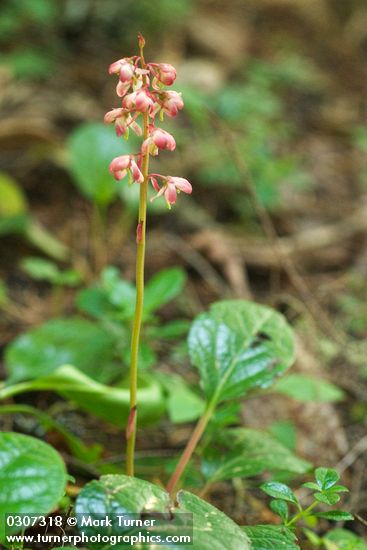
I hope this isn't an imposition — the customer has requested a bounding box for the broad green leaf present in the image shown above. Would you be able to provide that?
[0,365,164,427]
[0,432,67,539]
[5,318,117,384]
[75,475,251,550]
[176,491,251,550]
[242,525,299,550]
[270,499,289,521]
[325,528,367,550]
[202,428,310,483]
[158,373,205,423]
[274,374,344,402]
[315,468,340,490]
[260,482,298,504]
[144,268,187,314]
[20,257,82,286]
[268,421,296,451]
[68,122,134,206]
[188,300,294,403]
[316,511,353,521]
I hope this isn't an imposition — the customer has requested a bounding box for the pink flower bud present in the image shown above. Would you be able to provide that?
[154,63,177,86]
[119,61,134,83]
[151,128,176,150]
[122,90,155,113]
[109,58,134,78]
[160,91,184,117]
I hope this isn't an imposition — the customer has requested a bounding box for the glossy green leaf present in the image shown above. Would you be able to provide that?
[144,267,187,314]
[188,300,295,404]
[315,468,340,490]
[0,365,164,427]
[5,318,117,384]
[314,492,340,505]
[316,511,353,521]
[242,525,299,550]
[202,428,310,483]
[274,374,344,402]
[0,432,67,539]
[324,528,367,550]
[260,482,298,504]
[270,499,289,521]
[75,475,251,550]
[68,122,134,206]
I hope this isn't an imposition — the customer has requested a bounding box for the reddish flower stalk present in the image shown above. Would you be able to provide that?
[105,35,191,476]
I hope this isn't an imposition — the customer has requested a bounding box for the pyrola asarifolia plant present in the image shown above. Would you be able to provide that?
[105,34,191,476]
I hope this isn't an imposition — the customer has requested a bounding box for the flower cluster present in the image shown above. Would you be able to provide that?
[105,37,191,207]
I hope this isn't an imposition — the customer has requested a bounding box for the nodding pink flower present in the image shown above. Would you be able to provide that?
[109,58,135,79]
[122,90,155,113]
[116,80,131,98]
[109,155,144,183]
[151,63,177,86]
[159,91,184,117]
[150,175,192,207]
[142,127,176,156]
[104,108,142,137]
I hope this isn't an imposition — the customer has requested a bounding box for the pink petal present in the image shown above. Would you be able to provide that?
[165,183,177,204]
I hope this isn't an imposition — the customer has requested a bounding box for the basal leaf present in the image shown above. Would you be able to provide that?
[274,374,344,402]
[188,300,294,403]
[5,318,117,384]
[202,428,310,483]
[0,432,67,539]
[68,122,134,206]
[75,475,251,550]
[144,267,186,315]
[0,365,164,427]
[242,525,300,550]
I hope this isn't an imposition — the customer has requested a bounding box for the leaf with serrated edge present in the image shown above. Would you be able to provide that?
[188,300,294,404]
[243,525,300,550]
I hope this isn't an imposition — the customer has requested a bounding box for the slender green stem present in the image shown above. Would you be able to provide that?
[126,43,150,477]
[286,501,318,527]
[166,396,217,496]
